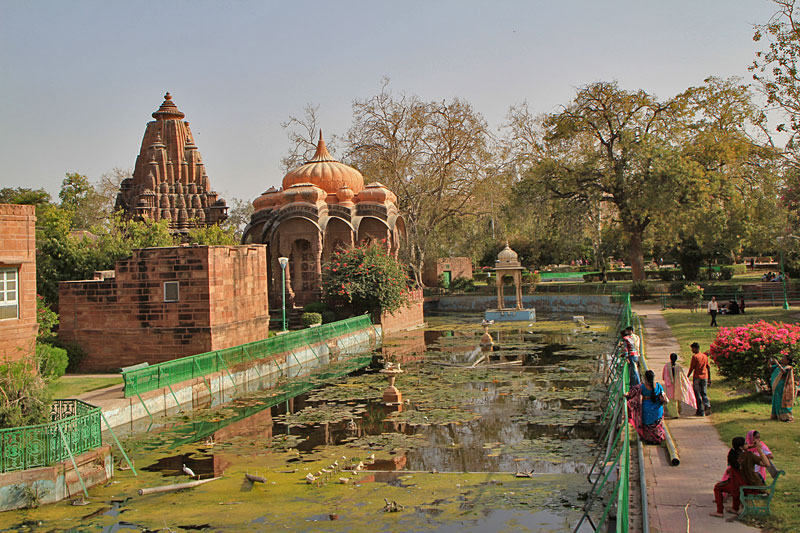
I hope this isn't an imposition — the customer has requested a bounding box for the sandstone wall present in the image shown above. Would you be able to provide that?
[59,245,269,372]
[0,204,38,363]
[380,289,424,335]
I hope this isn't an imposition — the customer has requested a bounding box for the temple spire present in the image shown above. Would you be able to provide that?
[308,129,335,163]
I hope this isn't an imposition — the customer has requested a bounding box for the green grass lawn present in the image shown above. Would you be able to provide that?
[661,307,800,532]
[48,375,121,399]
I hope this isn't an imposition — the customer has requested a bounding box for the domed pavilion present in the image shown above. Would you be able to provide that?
[242,132,405,307]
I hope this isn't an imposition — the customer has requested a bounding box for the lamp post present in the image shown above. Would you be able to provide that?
[780,248,790,310]
[278,257,289,331]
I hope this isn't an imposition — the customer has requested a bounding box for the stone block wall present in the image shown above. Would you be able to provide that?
[380,289,424,335]
[422,257,473,287]
[0,204,38,363]
[59,245,269,371]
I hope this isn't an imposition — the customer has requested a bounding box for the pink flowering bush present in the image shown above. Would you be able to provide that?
[321,240,411,316]
[709,320,800,385]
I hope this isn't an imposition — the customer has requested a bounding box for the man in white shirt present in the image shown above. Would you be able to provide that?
[708,296,719,327]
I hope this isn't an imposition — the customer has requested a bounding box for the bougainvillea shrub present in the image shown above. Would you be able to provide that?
[709,320,800,386]
[321,240,411,316]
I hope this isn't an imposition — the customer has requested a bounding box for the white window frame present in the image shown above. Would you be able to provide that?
[0,267,19,321]
[163,281,180,302]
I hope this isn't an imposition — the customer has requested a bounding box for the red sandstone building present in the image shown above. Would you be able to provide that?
[58,245,269,372]
[115,93,228,235]
[242,133,405,308]
[0,204,38,363]
[422,257,473,287]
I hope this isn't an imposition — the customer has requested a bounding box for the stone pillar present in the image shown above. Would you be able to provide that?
[497,275,504,310]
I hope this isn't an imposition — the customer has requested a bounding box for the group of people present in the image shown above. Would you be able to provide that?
[711,431,774,518]
[761,271,785,282]
[707,296,746,327]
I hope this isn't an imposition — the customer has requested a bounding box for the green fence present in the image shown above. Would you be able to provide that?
[574,293,632,532]
[122,315,374,398]
[0,399,102,474]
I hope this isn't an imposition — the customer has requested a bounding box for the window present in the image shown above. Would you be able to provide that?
[0,268,19,320]
[164,281,179,302]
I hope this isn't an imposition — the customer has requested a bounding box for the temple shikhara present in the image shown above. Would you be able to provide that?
[115,93,227,234]
[243,132,405,307]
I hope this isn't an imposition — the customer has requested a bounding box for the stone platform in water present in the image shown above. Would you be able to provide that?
[485,309,536,322]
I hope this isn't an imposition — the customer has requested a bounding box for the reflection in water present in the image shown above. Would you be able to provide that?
[140,313,611,477]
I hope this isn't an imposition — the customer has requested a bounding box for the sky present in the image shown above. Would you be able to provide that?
[0,0,780,206]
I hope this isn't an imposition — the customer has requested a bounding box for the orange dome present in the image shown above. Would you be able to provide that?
[281,183,327,206]
[282,131,364,194]
[253,186,280,211]
[355,182,396,205]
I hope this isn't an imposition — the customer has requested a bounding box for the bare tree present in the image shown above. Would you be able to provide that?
[345,81,498,285]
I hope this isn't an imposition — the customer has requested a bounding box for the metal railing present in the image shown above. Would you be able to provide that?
[574,293,634,532]
[0,399,102,474]
[122,315,373,398]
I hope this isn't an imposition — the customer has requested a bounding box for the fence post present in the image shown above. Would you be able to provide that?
[57,422,89,499]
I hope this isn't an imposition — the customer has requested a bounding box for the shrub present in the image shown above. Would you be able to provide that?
[46,338,87,372]
[709,321,800,386]
[36,296,58,340]
[321,310,336,324]
[718,266,735,280]
[473,272,488,282]
[35,343,68,382]
[0,358,52,429]
[303,302,328,314]
[669,280,688,295]
[630,281,651,301]
[681,283,704,312]
[731,264,747,276]
[321,241,411,316]
[449,276,476,293]
[301,312,322,327]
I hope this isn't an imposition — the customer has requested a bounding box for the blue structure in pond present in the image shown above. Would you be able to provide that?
[484,242,536,323]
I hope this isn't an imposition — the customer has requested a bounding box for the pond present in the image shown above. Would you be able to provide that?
[0,312,614,532]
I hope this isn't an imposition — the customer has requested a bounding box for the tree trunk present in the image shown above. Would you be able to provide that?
[629,230,645,282]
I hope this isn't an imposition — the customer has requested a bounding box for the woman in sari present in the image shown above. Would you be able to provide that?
[744,430,772,481]
[662,352,697,417]
[711,436,768,518]
[770,355,796,422]
[626,370,666,444]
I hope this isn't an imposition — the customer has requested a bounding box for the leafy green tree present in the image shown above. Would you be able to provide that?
[0,187,51,206]
[186,223,238,245]
[58,173,107,230]
[0,358,52,428]
[321,241,411,316]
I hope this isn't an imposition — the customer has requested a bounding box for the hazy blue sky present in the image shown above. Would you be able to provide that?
[0,1,779,205]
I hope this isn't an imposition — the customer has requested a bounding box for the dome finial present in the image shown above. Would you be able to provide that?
[164,92,172,101]
[153,91,184,120]
[309,129,335,163]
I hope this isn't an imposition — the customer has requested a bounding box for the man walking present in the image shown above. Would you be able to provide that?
[687,342,711,416]
[708,296,719,327]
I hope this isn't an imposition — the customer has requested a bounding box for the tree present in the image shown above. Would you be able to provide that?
[58,173,106,230]
[97,167,131,215]
[520,81,692,281]
[222,197,254,241]
[186,223,238,245]
[345,81,498,285]
[0,187,51,206]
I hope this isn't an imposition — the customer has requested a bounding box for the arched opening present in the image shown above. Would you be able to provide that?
[357,217,390,247]
[323,217,354,261]
[290,239,316,302]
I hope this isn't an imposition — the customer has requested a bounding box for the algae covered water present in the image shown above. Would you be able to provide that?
[0,312,613,532]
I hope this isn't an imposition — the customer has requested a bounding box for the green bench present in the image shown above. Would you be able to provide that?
[739,469,785,518]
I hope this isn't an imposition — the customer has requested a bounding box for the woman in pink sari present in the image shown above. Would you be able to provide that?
[662,353,697,417]
[745,430,772,481]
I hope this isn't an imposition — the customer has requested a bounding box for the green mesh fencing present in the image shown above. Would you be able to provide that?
[122,315,373,398]
[0,399,102,473]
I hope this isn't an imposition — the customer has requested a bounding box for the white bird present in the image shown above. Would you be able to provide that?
[338,477,350,484]
[182,464,196,478]
[367,453,376,462]
[305,473,317,484]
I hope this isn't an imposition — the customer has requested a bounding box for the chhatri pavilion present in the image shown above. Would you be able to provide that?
[242,132,405,307]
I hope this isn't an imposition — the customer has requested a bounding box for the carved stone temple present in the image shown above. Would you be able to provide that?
[115,93,228,234]
[242,132,405,308]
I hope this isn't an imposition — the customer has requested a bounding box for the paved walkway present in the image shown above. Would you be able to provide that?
[634,304,758,533]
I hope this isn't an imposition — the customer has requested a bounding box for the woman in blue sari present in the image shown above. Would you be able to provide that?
[770,355,796,422]
[626,370,667,443]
